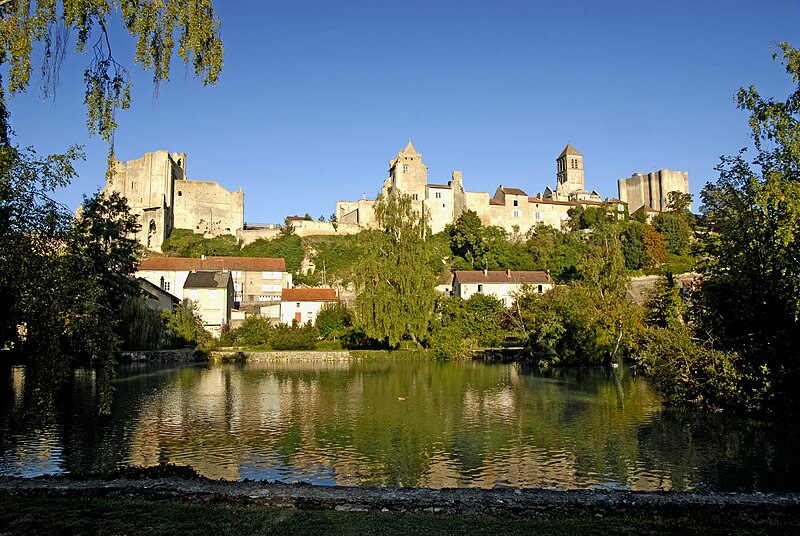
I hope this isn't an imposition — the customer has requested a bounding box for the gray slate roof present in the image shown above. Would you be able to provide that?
[184,271,231,289]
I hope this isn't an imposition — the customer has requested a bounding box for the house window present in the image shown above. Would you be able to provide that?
[296,302,301,308]
[513,200,519,207]
[258,295,268,302]
[403,164,409,173]
[232,270,241,279]
[412,193,418,201]
[537,285,543,293]
[512,210,521,218]
[435,192,441,199]
[164,281,170,292]
[477,284,483,293]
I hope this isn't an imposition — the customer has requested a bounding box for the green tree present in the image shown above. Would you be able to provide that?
[315,301,352,341]
[524,224,585,281]
[652,211,692,256]
[621,222,648,271]
[659,42,800,414]
[354,190,436,346]
[0,0,223,147]
[646,273,686,331]
[164,302,212,347]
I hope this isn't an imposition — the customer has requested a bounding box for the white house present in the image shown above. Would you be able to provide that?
[452,270,553,307]
[280,288,339,326]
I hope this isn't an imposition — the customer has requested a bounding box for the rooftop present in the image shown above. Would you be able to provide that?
[454,270,551,285]
[281,288,339,302]
[184,271,231,289]
[138,256,286,272]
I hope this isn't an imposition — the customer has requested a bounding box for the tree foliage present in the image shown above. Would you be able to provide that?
[694,43,800,413]
[0,0,223,146]
[315,301,352,341]
[354,190,436,346]
[429,293,506,359]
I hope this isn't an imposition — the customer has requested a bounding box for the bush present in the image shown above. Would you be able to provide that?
[219,315,273,347]
[636,326,743,411]
[315,302,352,340]
[271,322,319,350]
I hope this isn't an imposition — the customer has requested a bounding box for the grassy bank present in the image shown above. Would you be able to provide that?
[0,495,795,535]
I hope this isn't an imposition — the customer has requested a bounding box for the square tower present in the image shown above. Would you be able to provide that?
[555,144,584,199]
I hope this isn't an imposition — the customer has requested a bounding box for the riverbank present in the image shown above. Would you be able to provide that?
[1,477,798,534]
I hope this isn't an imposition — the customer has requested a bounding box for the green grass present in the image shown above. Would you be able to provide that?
[1,496,796,535]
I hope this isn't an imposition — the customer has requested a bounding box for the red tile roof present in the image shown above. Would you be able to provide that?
[138,256,286,272]
[454,270,551,284]
[281,288,339,302]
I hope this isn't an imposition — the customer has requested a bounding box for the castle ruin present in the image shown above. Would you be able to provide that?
[103,150,244,250]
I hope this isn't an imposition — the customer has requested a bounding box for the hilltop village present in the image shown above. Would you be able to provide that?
[106,143,691,336]
[104,142,689,251]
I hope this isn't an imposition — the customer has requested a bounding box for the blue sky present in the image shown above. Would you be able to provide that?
[6,0,800,224]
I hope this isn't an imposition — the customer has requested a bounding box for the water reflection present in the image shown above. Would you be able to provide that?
[1,358,798,491]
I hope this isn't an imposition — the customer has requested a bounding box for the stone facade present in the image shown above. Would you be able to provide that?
[618,169,690,212]
[103,150,244,251]
[335,142,625,236]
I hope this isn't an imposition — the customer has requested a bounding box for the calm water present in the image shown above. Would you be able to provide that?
[1,357,798,491]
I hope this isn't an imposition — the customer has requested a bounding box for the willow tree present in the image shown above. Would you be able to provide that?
[0,0,223,146]
[354,191,436,347]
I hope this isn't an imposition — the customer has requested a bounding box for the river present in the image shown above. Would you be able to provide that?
[1,356,798,491]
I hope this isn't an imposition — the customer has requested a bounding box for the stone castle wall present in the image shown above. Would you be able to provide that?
[173,179,244,236]
[618,169,690,212]
[104,150,244,251]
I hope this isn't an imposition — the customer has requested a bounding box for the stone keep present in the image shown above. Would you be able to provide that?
[617,169,690,212]
[103,150,244,251]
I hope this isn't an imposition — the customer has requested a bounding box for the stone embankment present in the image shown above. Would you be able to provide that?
[118,349,206,362]
[1,477,798,522]
[208,350,354,362]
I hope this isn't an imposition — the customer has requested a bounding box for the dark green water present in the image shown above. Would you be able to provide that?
[1,357,798,490]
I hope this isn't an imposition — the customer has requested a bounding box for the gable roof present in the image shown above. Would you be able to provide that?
[138,256,286,272]
[184,271,231,289]
[281,288,339,302]
[454,270,552,285]
[558,144,582,159]
[500,187,528,196]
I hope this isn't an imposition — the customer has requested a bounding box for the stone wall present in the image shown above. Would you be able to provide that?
[173,180,244,236]
[103,150,245,251]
